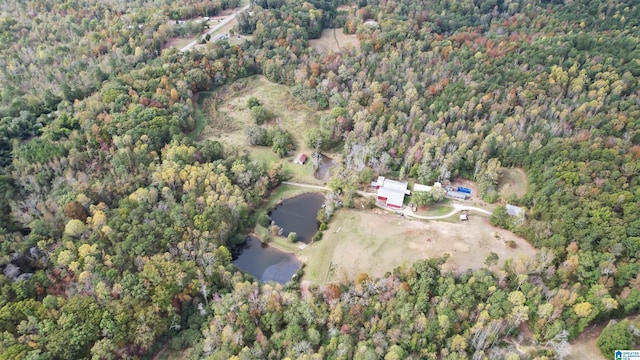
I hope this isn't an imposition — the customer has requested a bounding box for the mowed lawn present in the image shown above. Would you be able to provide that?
[198,75,329,184]
[301,208,537,284]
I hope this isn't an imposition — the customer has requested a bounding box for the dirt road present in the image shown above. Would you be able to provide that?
[281,181,330,191]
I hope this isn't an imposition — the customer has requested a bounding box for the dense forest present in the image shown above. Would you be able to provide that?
[1,0,640,358]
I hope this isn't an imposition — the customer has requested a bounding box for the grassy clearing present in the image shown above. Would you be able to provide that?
[309,28,359,53]
[188,91,213,139]
[497,167,528,198]
[300,208,537,284]
[414,204,454,217]
[163,36,195,50]
[199,75,329,184]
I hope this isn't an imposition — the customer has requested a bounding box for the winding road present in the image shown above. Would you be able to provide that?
[179,4,251,52]
[280,181,493,220]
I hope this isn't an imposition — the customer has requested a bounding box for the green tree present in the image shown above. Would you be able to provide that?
[596,320,634,357]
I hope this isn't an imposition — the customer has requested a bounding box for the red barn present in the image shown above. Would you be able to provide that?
[374,176,409,209]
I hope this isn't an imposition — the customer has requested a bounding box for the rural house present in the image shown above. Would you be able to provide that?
[373,176,409,209]
[294,153,308,165]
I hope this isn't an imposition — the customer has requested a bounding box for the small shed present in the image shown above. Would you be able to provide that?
[294,153,308,165]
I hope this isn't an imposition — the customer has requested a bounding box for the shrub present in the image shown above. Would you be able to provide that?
[288,232,298,243]
[597,320,634,357]
[246,125,268,146]
[506,240,517,249]
[257,213,271,227]
[246,96,261,109]
[251,105,273,124]
[312,232,323,242]
[319,222,327,231]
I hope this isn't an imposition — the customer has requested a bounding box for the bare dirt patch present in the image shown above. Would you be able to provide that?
[309,28,359,53]
[302,209,537,283]
[497,167,528,198]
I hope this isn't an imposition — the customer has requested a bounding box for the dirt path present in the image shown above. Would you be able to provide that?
[180,4,251,52]
[406,203,492,219]
[282,181,329,191]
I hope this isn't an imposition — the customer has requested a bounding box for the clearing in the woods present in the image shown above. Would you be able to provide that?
[309,28,359,53]
[497,167,528,198]
[300,208,537,284]
[198,75,329,184]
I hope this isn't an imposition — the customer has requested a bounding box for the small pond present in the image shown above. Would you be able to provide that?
[314,154,336,181]
[269,192,325,243]
[233,236,301,284]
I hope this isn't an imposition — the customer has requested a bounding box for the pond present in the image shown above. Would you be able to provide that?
[232,236,301,284]
[269,192,325,243]
[314,153,336,181]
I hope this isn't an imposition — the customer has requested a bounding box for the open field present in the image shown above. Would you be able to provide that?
[497,167,528,198]
[309,28,359,53]
[198,75,329,184]
[301,208,537,284]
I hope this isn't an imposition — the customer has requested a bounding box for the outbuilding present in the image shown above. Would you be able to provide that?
[294,153,308,165]
[447,191,469,200]
[374,176,409,209]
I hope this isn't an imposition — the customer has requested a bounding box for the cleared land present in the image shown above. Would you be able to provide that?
[301,208,537,284]
[309,29,359,53]
[199,75,329,184]
[497,167,528,198]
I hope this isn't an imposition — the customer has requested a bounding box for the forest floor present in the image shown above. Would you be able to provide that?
[309,28,359,53]
[301,208,537,284]
[198,75,330,184]
[497,167,528,198]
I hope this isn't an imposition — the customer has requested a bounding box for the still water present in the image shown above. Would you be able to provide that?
[269,192,325,243]
[232,236,301,284]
